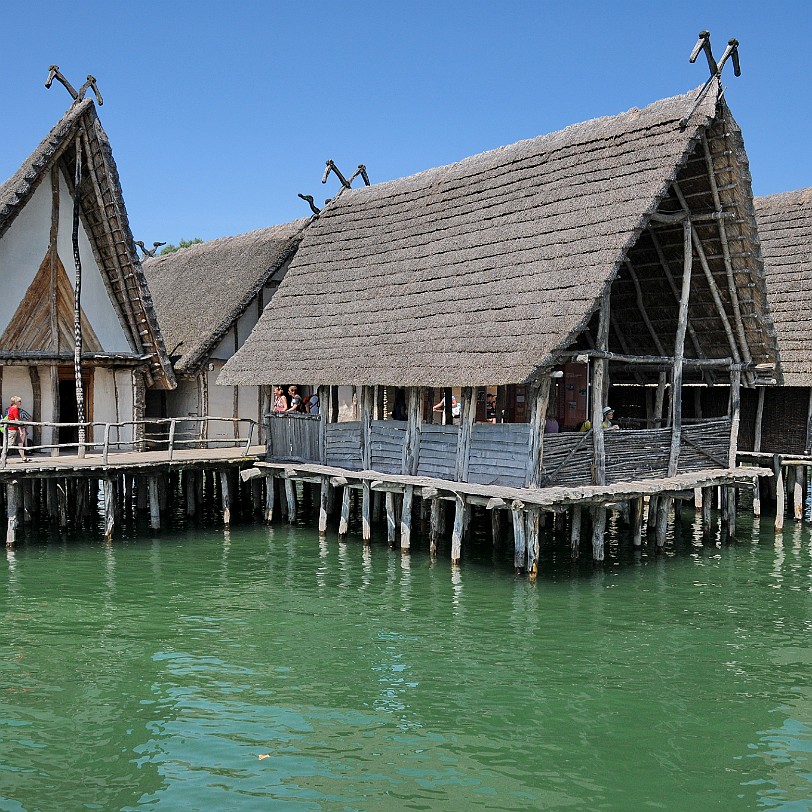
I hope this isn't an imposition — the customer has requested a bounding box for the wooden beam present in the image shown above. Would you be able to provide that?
[668,219,694,477]
[318,475,329,536]
[400,484,414,552]
[526,375,551,488]
[591,292,610,486]
[728,367,741,469]
[264,474,275,523]
[754,388,766,454]
[570,504,582,559]
[402,387,422,476]
[455,387,475,482]
[511,503,526,572]
[338,486,351,540]
[591,505,607,561]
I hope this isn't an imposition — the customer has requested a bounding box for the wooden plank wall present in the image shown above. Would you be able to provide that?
[370,420,406,474]
[416,424,458,480]
[325,422,363,468]
[467,424,528,488]
[269,416,320,462]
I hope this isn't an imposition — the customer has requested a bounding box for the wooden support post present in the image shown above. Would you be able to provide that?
[511,503,526,572]
[21,481,32,525]
[647,495,659,535]
[263,474,275,523]
[318,476,329,536]
[58,480,68,529]
[403,388,422,476]
[591,293,610,486]
[491,507,502,547]
[754,387,765,453]
[702,487,713,535]
[630,496,643,547]
[728,367,741,469]
[220,470,232,527]
[654,372,667,429]
[451,494,466,564]
[338,486,351,540]
[284,478,296,524]
[775,461,785,532]
[185,470,196,517]
[429,499,443,557]
[753,476,761,517]
[726,487,737,538]
[382,491,395,546]
[400,485,413,552]
[6,482,19,546]
[103,478,114,540]
[455,387,475,482]
[47,479,58,521]
[570,504,582,559]
[526,376,551,487]
[655,498,669,548]
[526,508,540,578]
[591,505,606,561]
[668,219,694,477]
[673,497,683,525]
[793,465,804,521]
[361,481,371,542]
[148,477,160,530]
[360,385,373,470]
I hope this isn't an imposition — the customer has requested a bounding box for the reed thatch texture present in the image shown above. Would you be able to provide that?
[0,99,175,389]
[143,221,307,375]
[220,83,775,388]
[754,189,812,386]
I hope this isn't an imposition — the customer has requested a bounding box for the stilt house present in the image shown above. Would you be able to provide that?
[220,80,778,562]
[743,189,812,454]
[0,98,175,450]
[143,221,306,444]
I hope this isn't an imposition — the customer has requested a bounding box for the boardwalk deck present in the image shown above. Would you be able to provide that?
[0,446,265,481]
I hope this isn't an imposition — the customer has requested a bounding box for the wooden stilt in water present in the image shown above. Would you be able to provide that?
[103,478,115,540]
[400,485,413,552]
[491,507,502,547]
[372,490,383,526]
[284,478,296,524]
[526,508,540,578]
[264,475,275,523]
[58,480,68,529]
[591,505,606,561]
[385,492,397,547]
[647,495,659,536]
[775,463,785,532]
[655,498,669,549]
[753,476,761,517]
[318,476,329,536]
[793,465,804,521]
[701,487,713,536]
[136,476,148,512]
[338,486,351,540]
[158,474,169,513]
[630,496,643,547]
[451,494,466,564]
[673,498,683,525]
[570,504,582,559]
[361,481,372,543]
[148,476,160,530]
[429,499,443,558]
[726,487,737,538]
[185,470,196,517]
[6,482,19,546]
[220,471,232,526]
[511,504,526,572]
[21,481,32,524]
[47,479,58,521]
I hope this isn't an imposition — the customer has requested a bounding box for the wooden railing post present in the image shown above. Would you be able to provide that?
[1,426,7,469]
[243,420,255,455]
[168,418,177,462]
[102,423,111,465]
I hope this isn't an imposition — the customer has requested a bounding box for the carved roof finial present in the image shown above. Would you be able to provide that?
[45,65,103,105]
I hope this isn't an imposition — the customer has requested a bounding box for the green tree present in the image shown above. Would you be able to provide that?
[159,237,203,255]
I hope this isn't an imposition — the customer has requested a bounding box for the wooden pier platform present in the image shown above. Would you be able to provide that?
[2,445,265,545]
[253,460,771,572]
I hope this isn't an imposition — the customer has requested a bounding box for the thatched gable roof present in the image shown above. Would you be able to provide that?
[754,189,812,387]
[0,99,175,389]
[143,220,307,376]
[220,83,776,388]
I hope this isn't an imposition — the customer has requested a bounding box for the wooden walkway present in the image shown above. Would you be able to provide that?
[0,445,265,481]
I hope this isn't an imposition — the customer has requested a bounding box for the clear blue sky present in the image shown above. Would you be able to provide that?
[1,1,809,245]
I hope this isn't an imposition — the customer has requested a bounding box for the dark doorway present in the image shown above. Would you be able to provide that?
[57,367,93,449]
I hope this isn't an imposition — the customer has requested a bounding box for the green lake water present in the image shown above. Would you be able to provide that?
[0,508,810,811]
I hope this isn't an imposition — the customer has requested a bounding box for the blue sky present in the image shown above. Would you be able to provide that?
[1,1,809,245]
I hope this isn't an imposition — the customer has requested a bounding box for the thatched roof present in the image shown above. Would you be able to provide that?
[143,220,307,376]
[220,82,777,388]
[0,99,175,389]
[754,189,812,387]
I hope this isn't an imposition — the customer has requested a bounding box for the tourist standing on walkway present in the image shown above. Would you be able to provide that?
[5,396,29,462]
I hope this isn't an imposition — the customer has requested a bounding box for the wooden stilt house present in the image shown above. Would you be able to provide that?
[742,189,812,454]
[142,221,307,444]
[220,80,779,561]
[0,98,175,451]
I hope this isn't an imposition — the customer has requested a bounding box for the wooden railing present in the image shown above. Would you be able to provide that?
[266,415,733,488]
[0,416,257,469]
